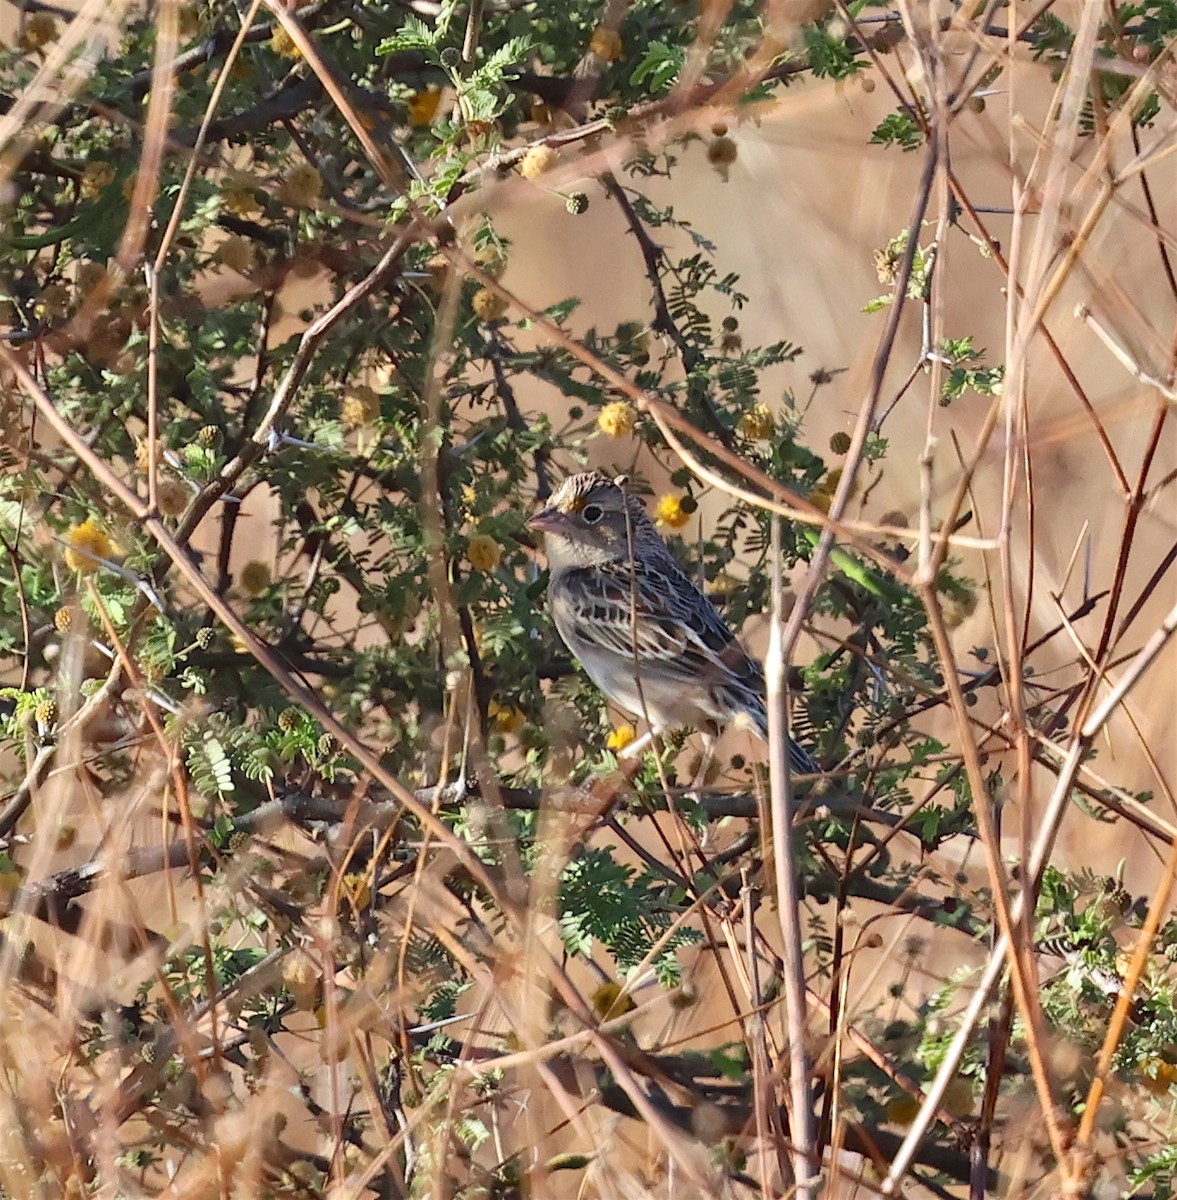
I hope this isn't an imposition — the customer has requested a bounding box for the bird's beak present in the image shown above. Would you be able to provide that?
[527,507,564,534]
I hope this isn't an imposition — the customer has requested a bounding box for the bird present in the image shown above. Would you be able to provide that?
[528,471,819,776]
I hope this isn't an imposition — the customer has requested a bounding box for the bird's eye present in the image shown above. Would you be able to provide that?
[581,503,603,525]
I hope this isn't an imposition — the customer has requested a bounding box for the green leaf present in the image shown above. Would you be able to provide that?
[377,18,437,55]
[630,41,684,92]
[870,111,924,151]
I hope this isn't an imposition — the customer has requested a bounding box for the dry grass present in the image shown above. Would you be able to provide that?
[1,0,1177,1197]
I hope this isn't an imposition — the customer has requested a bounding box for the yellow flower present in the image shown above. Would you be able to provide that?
[941,587,979,629]
[738,404,774,440]
[407,88,442,126]
[64,518,115,574]
[222,183,262,217]
[475,245,508,278]
[341,386,380,427]
[1140,1059,1177,1096]
[283,949,320,1010]
[590,981,636,1020]
[20,12,58,50]
[597,400,635,437]
[80,162,116,200]
[655,494,691,529]
[280,163,322,208]
[0,865,23,912]
[423,252,451,291]
[520,144,558,180]
[215,234,255,274]
[488,700,525,733]
[471,288,508,323]
[466,534,502,572]
[809,466,851,516]
[240,559,272,596]
[134,438,159,474]
[606,723,636,752]
[269,24,301,58]
[340,872,371,911]
[588,27,623,62]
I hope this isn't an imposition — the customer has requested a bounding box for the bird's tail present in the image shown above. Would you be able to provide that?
[743,702,821,776]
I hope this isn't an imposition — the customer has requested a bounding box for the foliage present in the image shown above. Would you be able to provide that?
[0,0,1176,1198]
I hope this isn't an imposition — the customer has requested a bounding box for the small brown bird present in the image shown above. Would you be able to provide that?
[529,471,817,774]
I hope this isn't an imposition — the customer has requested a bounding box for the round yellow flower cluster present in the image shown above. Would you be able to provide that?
[80,162,116,200]
[215,235,255,275]
[64,518,115,574]
[282,949,320,1010]
[407,89,442,127]
[809,468,844,514]
[240,559,272,596]
[222,184,263,218]
[488,700,525,733]
[134,438,159,474]
[466,534,502,572]
[269,25,301,58]
[605,723,636,751]
[940,585,979,629]
[738,404,774,441]
[655,494,692,529]
[597,400,635,437]
[588,27,623,61]
[589,981,636,1020]
[281,163,322,208]
[341,385,381,428]
[20,12,58,50]
[1140,1058,1177,1096]
[471,289,508,323]
[520,145,558,181]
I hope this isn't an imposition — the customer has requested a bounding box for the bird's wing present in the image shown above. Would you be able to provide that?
[553,560,820,773]
[554,559,762,690]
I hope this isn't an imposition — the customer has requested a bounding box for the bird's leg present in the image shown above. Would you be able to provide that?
[690,729,717,792]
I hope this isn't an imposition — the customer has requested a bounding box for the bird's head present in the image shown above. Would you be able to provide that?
[529,472,660,570]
